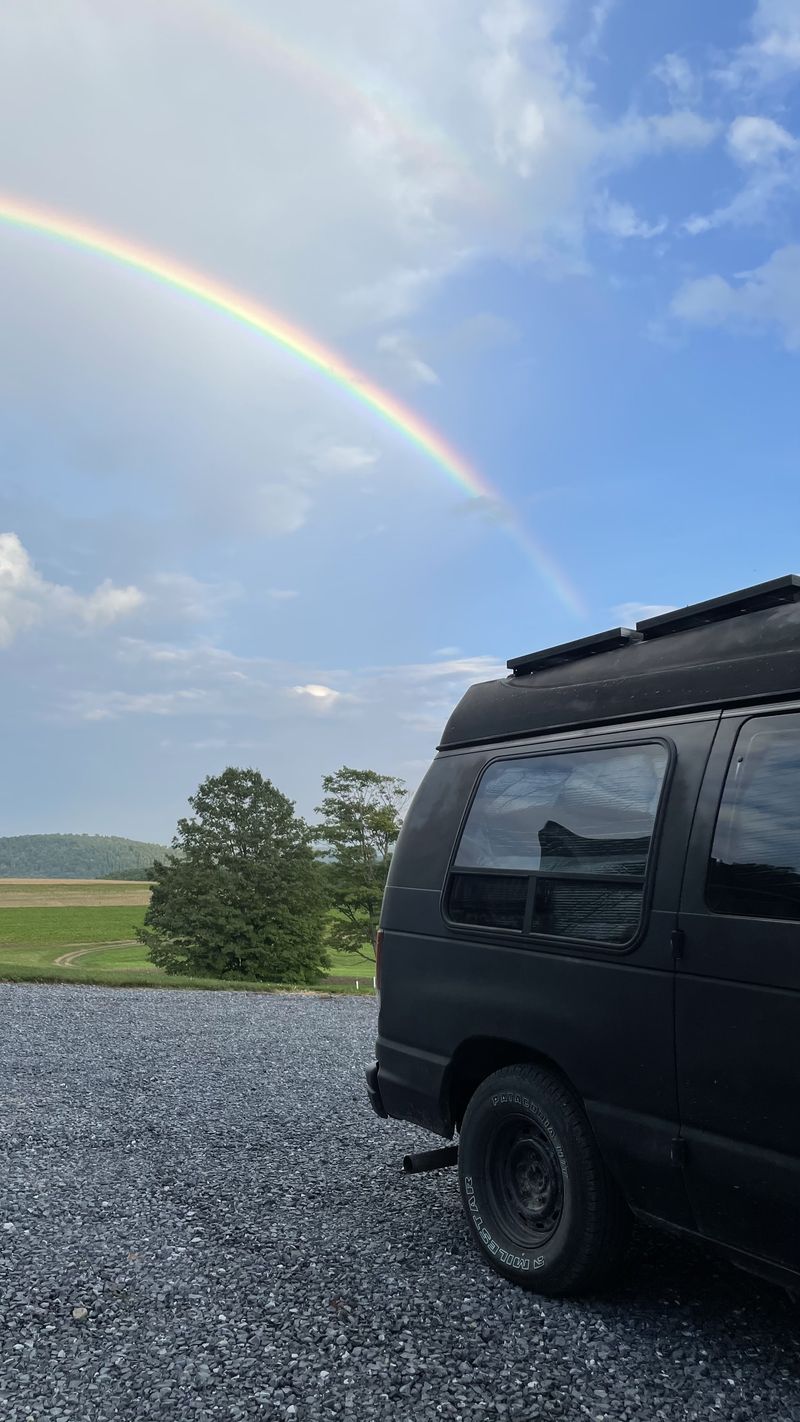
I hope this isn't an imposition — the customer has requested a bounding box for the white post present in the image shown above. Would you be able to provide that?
[356,979,359,991]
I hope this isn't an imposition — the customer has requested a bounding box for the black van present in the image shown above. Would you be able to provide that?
[366,576,800,1295]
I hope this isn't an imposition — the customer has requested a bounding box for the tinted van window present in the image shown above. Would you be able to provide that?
[708,718,800,921]
[448,743,668,945]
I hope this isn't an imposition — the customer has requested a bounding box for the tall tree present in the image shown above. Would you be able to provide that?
[315,767,406,962]
[139,767,328,982]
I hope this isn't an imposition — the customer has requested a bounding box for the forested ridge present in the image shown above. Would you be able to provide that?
[0,834,166,879]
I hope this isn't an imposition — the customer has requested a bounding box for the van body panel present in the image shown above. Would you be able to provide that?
[377,919,687,1221]
[677,711,800,1272]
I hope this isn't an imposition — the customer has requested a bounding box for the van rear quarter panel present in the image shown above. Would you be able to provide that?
[378,718,718,1224]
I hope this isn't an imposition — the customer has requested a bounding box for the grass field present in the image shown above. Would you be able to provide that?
[0,881,374,993]
[0,905,148,948]
[0,879,152,908]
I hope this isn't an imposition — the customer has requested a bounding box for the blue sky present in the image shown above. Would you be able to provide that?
[2,0,800,841]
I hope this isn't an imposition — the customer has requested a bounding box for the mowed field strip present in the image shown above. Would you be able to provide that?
[0,878,152,907]
[0,880,374,992]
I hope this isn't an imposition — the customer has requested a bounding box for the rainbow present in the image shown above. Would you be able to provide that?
[163,0,485,209]
[0,194,583,614]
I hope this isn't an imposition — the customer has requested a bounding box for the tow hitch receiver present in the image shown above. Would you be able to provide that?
[402,1145,458,1174]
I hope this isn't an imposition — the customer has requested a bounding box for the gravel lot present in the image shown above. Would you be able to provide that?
[1,984,798,1422]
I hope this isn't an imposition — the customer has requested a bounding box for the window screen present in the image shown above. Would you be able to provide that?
[708,720,800,921]
[448,742,668,945]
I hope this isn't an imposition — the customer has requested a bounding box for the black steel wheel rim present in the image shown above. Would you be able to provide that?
[485,1113,564,1249]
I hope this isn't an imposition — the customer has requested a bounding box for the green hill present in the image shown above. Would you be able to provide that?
[0,834,168,879]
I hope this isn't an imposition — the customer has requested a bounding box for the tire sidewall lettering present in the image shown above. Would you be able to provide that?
[489,1091,569,1177]
[463,1173,546,1273]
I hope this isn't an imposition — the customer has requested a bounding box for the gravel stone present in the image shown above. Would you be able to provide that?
[0,983,798,1421]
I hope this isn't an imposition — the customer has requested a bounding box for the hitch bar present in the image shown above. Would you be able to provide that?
[402,1145,458,1174]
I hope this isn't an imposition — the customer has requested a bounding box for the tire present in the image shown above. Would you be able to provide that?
[458,1063,630,1296]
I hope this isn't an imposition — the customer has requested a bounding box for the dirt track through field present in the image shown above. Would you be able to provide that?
[52,940,141,968]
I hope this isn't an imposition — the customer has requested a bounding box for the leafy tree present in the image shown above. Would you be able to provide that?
[315,767,406,962]
[139,768,328,982]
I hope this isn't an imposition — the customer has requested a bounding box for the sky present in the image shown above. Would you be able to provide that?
[2,0,800,843]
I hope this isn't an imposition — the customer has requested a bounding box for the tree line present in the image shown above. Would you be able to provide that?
[138,766,407,983]
[0,833,168,880]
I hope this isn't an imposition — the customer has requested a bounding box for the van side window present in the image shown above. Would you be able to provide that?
[707,719,800,921]
[447,743,668,945]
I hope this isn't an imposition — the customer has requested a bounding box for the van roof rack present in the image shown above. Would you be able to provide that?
[635,574,800,639]
[508,574,800,675]
[507,627,642,675]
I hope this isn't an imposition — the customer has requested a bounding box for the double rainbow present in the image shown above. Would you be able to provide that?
[0,194,583,614]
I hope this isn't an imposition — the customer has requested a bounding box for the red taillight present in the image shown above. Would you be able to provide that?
[375,928,384,993]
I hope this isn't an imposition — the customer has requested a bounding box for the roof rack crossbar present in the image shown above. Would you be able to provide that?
[636,574,800,640]
[508,626,642,676]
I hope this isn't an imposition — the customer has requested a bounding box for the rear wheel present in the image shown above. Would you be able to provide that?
[458,1063,630,1295]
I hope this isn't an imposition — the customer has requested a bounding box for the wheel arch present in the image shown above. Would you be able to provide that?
[444,1036,581,1132]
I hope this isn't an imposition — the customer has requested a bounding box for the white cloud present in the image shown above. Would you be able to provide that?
[148,572,242,622]
[292,683,344,710]
[475,0,599,205]
[653,111,718,149]
[580,0,620,57]
[266,588,299,602]
[682,169,790,233]
[721,0,800,85]
[312,444,378,474]
[682,116,796,236]
[653,53,700,106]
[344,264,446,324]
[384,654,508,684]
[593,194,666,240]
[377,330,440,386]
[50,633,509,820]
[63,639,505,730]
[728,114,796,164]
[78,581,145,627]
[74,689,208,721]
[0,533,144,647]
[615,602,677,626]
[672,273,743,324]
[683,166,788,234]
[671,245,800,350]
[234,442,381,538]
[608,110,719,165]
[116,638,266,672]
[253,483,313,536]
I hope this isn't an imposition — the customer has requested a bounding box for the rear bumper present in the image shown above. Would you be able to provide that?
[365,1062,387,1119]
[366,1038,452,1138]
